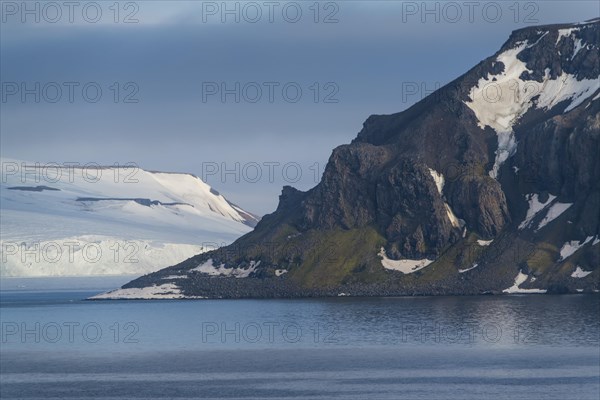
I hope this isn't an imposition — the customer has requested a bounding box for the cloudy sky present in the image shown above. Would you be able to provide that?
[1,0,597,215]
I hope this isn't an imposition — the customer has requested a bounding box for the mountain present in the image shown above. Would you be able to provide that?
[0,160,257,276]
[99,20,599,299]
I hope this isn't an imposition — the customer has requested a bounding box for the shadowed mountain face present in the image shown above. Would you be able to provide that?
[114,20,600,299]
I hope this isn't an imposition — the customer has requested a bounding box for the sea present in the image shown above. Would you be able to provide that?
[1,277,599,399]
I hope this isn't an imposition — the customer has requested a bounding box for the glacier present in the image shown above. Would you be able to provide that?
[0,160,255,277]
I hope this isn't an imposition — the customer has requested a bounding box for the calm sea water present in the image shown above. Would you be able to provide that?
[1,286,599,399]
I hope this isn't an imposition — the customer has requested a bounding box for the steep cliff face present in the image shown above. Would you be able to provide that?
[108,20,600,299]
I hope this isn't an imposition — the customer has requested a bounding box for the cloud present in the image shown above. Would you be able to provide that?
[1,1,597,214]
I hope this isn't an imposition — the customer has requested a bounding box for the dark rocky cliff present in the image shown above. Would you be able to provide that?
[117,20,600,298]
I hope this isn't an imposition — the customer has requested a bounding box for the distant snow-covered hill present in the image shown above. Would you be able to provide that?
[0,160,257,277]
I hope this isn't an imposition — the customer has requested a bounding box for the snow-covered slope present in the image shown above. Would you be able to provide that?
[0,160,257,277]
[465,21,600,179]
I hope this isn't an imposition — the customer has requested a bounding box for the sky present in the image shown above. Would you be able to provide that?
[1,0,598,215]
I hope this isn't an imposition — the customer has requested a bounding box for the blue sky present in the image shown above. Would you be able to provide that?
[1,1,598,215]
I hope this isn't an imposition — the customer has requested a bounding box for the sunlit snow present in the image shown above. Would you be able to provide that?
[428,168,464,229]
[503,271,546,294]
[536,201,573,230]
[458,263,479,273]
[91,283,186,299]
[379,247,433,274]
[465,24,599,179]
[558,236,594,261]
[519,194,556,229]
[191,259,260,278]
[0,160,253,277]
[571,266,593,278]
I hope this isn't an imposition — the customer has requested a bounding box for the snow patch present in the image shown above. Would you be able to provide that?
[559,236,594,261]
[536,201,573,230]
[91,283,184,299]
[428,168,445,195]
[556,27,579,44]
[503,271,547,294]
[536,71,599,112]
[444,204,463,229]
[191,259,260,278]
[571,266,593,278]
[519,194,556,229]
[162,275,187,280]
[428,168,464,229]
[477,240,493,246]
[465,40,599,179]
[572,38,584,58]
[458,263,479,273]
[465,42,530,178]
[275,269,288,277]
[378,247,433,274]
